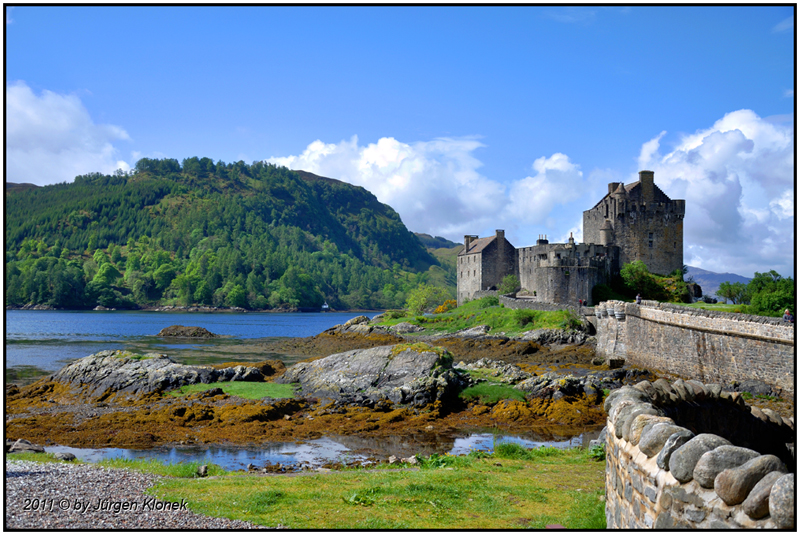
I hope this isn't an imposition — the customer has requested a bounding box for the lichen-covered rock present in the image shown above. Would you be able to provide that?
[714,455,787,506]
[390,322,425,334]
[8,439,45,454]
[692,445,760,488]
[457,358,532,384]
[628,414,673,446]
[51,350,263,397]
[515,328,588,346]
[742,470,784,519]
[655,429,695,471]
[639,423,688,458]
[277,344,462,407]
[768,473,795,529]
[669,434,732,483]
[603,385,651,413]
[620,405,662,442]
[515,372,602,402]
[156,325,218,338]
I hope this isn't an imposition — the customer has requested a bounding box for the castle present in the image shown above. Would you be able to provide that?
[457,170,685,305]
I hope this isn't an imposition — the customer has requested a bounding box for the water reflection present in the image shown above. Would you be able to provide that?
[45,428,603,472]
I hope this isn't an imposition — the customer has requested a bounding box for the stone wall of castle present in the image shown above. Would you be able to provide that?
[595,301,795,396]
[583,171,685,276]
[604,380,795,529]
[516,242,616,305]
[457,251,484,305]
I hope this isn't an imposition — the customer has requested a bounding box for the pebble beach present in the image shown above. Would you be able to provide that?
[5,460,270,529]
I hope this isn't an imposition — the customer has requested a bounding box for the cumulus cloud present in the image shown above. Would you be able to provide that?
[6,81,131,185]
[268,136,598,247]
[269,135,509,238]
[638,109,794,278]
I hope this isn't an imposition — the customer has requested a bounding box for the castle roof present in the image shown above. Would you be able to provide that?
[458,236,496,255]
[586,179,674,211]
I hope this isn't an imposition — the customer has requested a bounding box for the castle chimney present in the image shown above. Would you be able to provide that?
[496,230,505,258]
[568,232,575,246]
[463,235,474,253]
[639,170,655,203]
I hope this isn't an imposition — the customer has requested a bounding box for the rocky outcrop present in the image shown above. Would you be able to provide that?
[50,350,263,397]
[515,328,590,346]
[156,325,219,338]
[277,344,465,407]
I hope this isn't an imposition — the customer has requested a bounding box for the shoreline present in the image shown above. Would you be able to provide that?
[5,304,385,314]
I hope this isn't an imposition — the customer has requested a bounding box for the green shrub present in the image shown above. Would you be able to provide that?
[458,383,526,405]
[512,309,536,327]
[476,296,499,308]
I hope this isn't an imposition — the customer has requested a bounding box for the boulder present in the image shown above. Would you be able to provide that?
[628,415,673,446]
[655,429,695,471]
[51,350,264,397]
[277,344,463,406]
[692,445,760,488]
[768,473,795,529]
[639,423,687,458]
[54,452,77,461]
[8,439,45,454]
[390,322,424,334]
[156,325,218,338]
[516,329,588,346]
[741,470,784,519]
[714,455,787,506]
[669,434,731,483]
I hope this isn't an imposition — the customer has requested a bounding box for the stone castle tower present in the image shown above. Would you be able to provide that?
[457,170,685,305]
[583,170,685,276]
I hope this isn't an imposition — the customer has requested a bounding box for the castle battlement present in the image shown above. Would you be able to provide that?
[457,171,684,305]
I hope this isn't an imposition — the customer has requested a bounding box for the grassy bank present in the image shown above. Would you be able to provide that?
[7,446,606,529]
[149,446,605,529]
[377,296,581,337]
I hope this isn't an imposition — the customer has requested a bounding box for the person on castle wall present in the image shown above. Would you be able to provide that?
[783,309,794,323]
[636,294,642,305]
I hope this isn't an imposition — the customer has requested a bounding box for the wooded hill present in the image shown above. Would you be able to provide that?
[5,158,455,310]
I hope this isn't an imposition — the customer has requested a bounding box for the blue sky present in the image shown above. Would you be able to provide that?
[6,5,795,278]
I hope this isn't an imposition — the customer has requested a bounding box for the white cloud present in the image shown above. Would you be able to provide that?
[6,81,131,185]
[507,153,585,225]
[773,16,793,33]
[638,109,794,278]
[269,135,509,238]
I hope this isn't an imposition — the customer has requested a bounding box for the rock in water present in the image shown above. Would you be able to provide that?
[156,325,218,338]
[50,350,263,397]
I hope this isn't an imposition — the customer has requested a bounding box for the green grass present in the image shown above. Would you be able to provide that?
[458,383,526,405]
[168,381,296,400]
[377,297,580,336]
[149,448,606,529]
[99,458,229,478]
[683,302,745,313]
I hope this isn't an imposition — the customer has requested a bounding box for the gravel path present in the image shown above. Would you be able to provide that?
[5,460,271,529]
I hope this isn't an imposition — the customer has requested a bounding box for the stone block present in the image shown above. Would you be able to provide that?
[768,473,794,529]
[685,507,706,523]
[669,434,731,483]
[742,470,783,519]
[656,428,695,471]
[629,414,673,446]
[715,455,787,506]
[693,445,760,488]
[621,406,660,442]
[639,423,686,458]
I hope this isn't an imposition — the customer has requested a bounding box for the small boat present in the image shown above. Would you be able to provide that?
[321,302,330,312]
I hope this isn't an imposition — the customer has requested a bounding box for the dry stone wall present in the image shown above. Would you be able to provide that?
[595,301,794,396]
[604,379,795,529]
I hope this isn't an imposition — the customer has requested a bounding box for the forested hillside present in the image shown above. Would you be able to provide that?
[5,158,454,310]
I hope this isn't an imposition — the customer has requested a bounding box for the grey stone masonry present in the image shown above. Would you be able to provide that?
[595,300,794,397]
[604,378,794,529]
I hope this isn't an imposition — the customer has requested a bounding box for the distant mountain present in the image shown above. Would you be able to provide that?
[685,266,751,300]
[6,182,40,194]
[5,159,442,310]
[414,233,461,250]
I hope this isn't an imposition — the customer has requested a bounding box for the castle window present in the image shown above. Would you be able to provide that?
[473,270,476,277]
[648,232,653,239]
[649,241,653,248]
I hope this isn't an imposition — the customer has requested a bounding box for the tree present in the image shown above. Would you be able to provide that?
[498,274,520,295]
[717,281,748,304]
[405,284,450,315]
